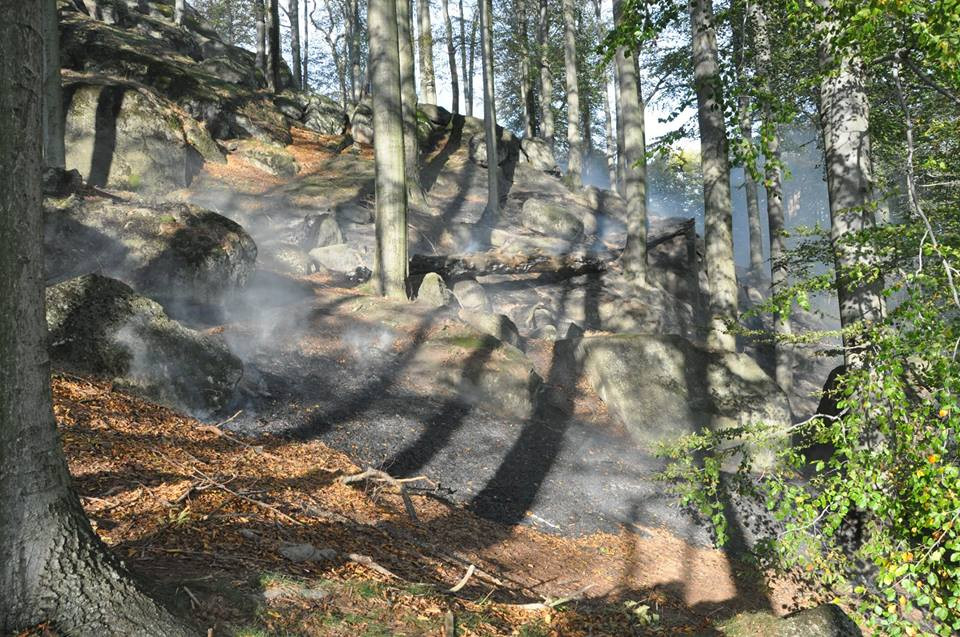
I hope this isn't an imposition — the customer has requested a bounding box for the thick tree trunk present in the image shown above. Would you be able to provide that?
[516,0,534,138]
[537,0,554,147]
[417,0,437,103]
[690,0,738,351]
[751,1,792,390]
[289,0,302,89]
[479,0,499,217]
[815,0,884,366]
[42,0,65,169]
[370,0,409,298]
[0,5,193,635]
[613,0,647,282]
[266,0,281,92]
[255,0,266,79]
[302,0,311,87]
[458,0,469,114]
[441,0,459,112]
[561,0,582,185]
[467,7,477,117]
[397,0,425,202]
[175,0,185,24]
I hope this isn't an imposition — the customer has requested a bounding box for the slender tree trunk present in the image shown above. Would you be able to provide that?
[751,0,792,390]
[561,0,582,185]
[42,0,65,169]
[397,0,425,202]
[690,0,738,351]
[266,0,281,92]
[602,69,616,189]
[537,0,554,146]
[289,0,302,89]
[815,0,884,366]
[458,0,469,114]
[517,0,534,137]
[467,8,477,117]
[0,5,193,634]
[347,0,359,101]
[303,0,311,87]
[175,0,185,24]
[369,0,409,298]
[441,0,459,112]
[255,0,267,79]
[417,0,437,103]
[479,0,499,217]
[613,0,646,282]
[614,58,625,194]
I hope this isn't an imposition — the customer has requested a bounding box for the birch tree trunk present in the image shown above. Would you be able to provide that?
[537,0,554,146]
[613,0,647,282]
[42,0,65,169]
[561,0,582,185]
[175,0,185,24]
[479,0,499,217]
[815,0,884,366]
[266,0,281,92]
[751,0,792,390]
[0,5,193,634]
[417,0,437,103]
[255,0,266,79]
[690,0,738,351]
[370,0,409,298]
[441,0,459,112]
[517,0,534,138]
[398,0,425,202]
[289,0,302,89]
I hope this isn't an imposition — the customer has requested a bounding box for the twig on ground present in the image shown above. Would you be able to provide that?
[347,552,398,579]
[340,467,435,524]
[510,584,596,611]
[448,564,476,593]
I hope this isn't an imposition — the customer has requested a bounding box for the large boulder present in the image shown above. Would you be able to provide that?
[721,605,861,637]
[468,133,509,168]
[301,94,348,135]
[44,199,257,308]
[349,100,374,145]
[519,198,585,240]
[574,334,791,458]
[231,139,299,177]
[64,80,210,192]
[46,274,242,416]
[520,137,558,173]
[458,309,523,351]
[417,272,452,307]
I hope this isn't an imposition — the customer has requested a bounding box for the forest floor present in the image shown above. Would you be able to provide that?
[42,374,817,636]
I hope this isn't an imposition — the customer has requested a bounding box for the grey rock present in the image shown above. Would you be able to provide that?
[468,133,508,168]
[519,198,584,240]
[308,243,364,275]
[42,168,83,198]
[452,279,491,313]
[418,103,452,127]
[233,140,299,177]
[336,204,374,224]
[349,100,375,145]
[279,543,337,563]
[302,94,348,135]
[46,274,243,416]
[417,272,452,307]
[520,137,558,173]
[458,309,523,350]
[721,605,861,637]
[300,213,344,249]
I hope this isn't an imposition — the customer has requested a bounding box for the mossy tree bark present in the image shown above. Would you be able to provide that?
[288,0,302,89]
[690,0,738,352]
[751,0,793,390]
[537,0,554,147]
[440,0,459,112]
[613,0,647,283]
[42,0,65,169]
[479,0,500,218]
[397,0,425,204]
[0,4,194,635]
[370,0,410,299]
[561,0,582,186]
[417,0,437,103]
[815,0,885,367]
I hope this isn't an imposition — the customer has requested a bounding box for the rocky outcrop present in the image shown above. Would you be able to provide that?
[520,137,558,173]
[519,198,587,240]
[721,605,862,637]
[573,334,791,459]
[416,272,452,307]
[46,274,242,416]
[44,198,257,308]
[229,139,299,177]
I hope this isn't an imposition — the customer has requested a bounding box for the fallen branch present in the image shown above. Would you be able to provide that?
[340,467,434,524]
[509,584,596,611]
[448,564,476,593]
[347,552,398,579]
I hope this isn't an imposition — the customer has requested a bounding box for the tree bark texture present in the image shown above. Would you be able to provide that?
[175,0,185,24]
[267,0,281,91]
[441,0,459,112]
[255,0,266,78]
[303,0,311,87]
[613,0,647,282]
[42,0,65,169]
[561,0,582,185]
[479,0,499,217]
[289,0,302,89]
[690,0,738,351]
[417,0,437,103]
[0,4,193,634]
[458,0,469,114]
[467,6,477,117]
[397,0,425,202]
[370,0,410,298]
[516,0,534,138]
[537,0,554,146]
[815,0,885,366]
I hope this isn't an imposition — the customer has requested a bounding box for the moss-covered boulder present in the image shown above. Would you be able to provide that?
[46,274,243,416]
[231,139,299,177]
[44,199,257,308]
[519,198,586,240]
[720,605,861,637]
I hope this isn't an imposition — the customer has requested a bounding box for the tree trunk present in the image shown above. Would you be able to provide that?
[266,0,281,92]
[255,0,266,79]
[561,0,582,185]
[613,58,625,194]
[289,0,302,89]
[370,0,409,298]
[347,0,359,101]
[441,0,459,113]
[537,0,554,146]
[815,0,884,366]
[458,0,469,114]
[516,0,534,138]
[417,0,437,103]
[613,0,647,282]
[467,7,477,117]
[0,5,193,634]
[751,0,792,390]
[42,0,65,169]
[690,0,738,351]
[303,0,311,87]
[175,0,185,24]
[594,0,615,189]
[479,0,499,218]
[397,0,425,202]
